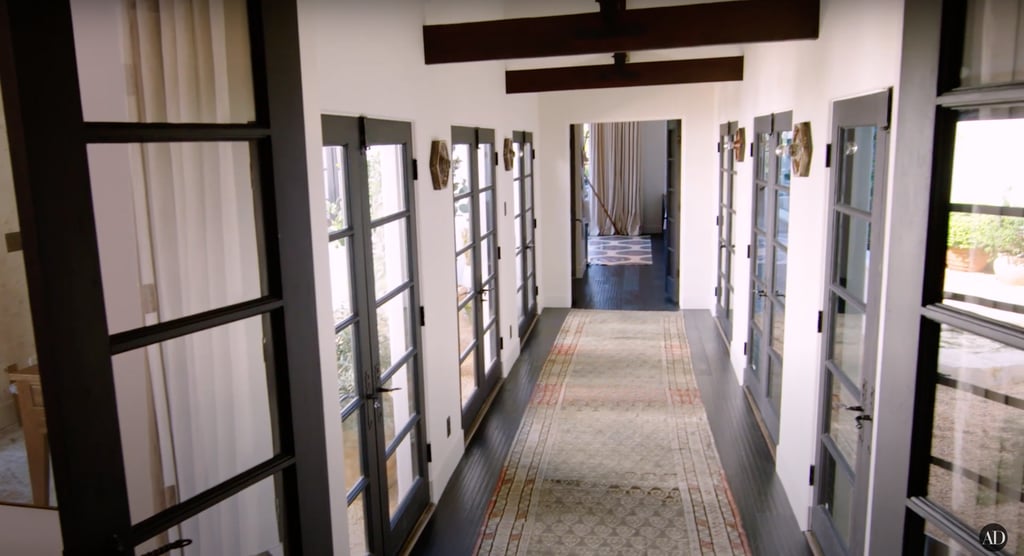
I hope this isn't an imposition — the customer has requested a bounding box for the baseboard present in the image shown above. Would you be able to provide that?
[742,385,777,461]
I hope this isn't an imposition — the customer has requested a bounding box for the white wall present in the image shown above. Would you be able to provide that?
[713,0,905,532]
[297,1,541,545]
[537,84,720,309]
[639,120,668,235]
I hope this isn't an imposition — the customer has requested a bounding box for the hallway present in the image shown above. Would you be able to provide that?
[412,309,808,555]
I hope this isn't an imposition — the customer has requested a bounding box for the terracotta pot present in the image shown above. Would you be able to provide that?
[946,247,989,272]
[994,255,1024,285]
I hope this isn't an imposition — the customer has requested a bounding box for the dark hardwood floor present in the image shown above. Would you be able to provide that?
[411,309,569,556]
[410,308,810,556]
[572,233,678,311]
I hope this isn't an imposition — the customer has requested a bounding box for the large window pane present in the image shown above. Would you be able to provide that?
[960,0,1024,88]
[927,325,1024,554]
[112,315,275,524]
[943,117,1024,328]
[72,0,255,124]
[89,142,263,335]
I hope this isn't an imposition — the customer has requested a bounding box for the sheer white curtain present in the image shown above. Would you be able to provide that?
[589,122,643,236]
[121,1,280,554]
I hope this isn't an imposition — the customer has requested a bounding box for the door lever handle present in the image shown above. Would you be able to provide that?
[842,405,864,412]
[377,386,402,393]
[854,414,873,429]
[365,386,402,400]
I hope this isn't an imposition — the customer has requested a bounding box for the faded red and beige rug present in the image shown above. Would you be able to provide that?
[476,310,750,555]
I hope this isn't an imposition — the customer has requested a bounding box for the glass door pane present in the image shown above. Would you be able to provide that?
[514,131,538,339]
[716,122,737,339]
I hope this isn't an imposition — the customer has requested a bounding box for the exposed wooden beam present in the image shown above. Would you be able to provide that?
[424,0,818,64]
[505,56,743,94]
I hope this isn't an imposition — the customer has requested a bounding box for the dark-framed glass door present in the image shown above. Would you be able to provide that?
[716,121,738,341]
[451,126,502,432]
[513,131,538,340]
[322,115,430,556]
[745,111,793,444]
[666,119,682,305]
[0,1,333,553]
[810,90,891,556]
[903,1,1024,554]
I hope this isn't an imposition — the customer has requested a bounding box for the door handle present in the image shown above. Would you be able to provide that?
[855,414,873,429]
[756,289,767,297]
[842,405,864,412]
[365,386,402,401]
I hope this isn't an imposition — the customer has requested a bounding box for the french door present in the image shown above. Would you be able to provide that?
[513,131,538,339]
[745,111,793,444]
[716,121,738,340]
[810,90,890,556]
[665,120,682,305]
[451,126,502,432]
[0,2,333,553]
[322,116,430,556]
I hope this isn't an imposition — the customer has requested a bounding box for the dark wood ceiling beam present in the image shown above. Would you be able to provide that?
[424,0,818,64]
[505,56,743,94]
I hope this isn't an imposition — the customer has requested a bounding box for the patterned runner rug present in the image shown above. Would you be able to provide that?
[588,235,653,266]
[476,310,750,555]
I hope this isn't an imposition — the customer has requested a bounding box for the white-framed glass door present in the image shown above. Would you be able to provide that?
[810,90,891,556]
[513,131,538,339]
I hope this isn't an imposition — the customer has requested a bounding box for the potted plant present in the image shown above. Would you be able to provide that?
[946,212,991,272]
[990,215,1024,285]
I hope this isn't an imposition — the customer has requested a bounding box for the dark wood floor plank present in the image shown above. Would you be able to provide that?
[411,309,569,556]
[572,233,678,311]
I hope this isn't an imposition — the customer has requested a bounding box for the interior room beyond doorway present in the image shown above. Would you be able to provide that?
[570,120,680,311]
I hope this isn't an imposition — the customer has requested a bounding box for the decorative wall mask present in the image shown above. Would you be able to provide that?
[732,127,746,162]
[503,138,514,171]
[790,121,813,177]
[429,139,451,190]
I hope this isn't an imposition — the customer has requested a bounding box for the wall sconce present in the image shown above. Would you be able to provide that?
[503,138,514,171]
[732,128,746,162]
[429,139,451,190]
[789,121,813,177]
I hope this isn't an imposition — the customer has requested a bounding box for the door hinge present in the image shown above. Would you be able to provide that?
[493,151,499,167]
[533,217,537,229]
[825,143,832,168]
[534,285,539,295]
[743,342,748,355]
[749,142,754,158]
[420,306,426,327]
[809,464,815,486]
[497,246,502,260]
[426,443,432,463]
[412,158,418,181]
[717,142,721,153]
[531,148,536,160]
[746,244,751,259]
[499,337,504,350]
[357,116,368,152]
[714,286,720,296]
[715,215,720,226]
[817,310,823,333]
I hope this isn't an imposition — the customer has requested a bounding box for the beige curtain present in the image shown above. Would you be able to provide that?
[589,122,643,236]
